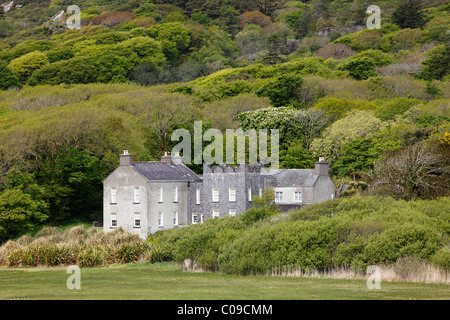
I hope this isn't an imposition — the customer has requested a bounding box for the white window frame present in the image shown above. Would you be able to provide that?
[158,187,163,203]
[275,191,283,203]
[173,212,178,226]
[196,188,201,205]
[133,187,140,204]
[259,188,263,197]
[229,209,236,217]
[248,188,252,202]
[294,191,303,203]
[134,213,141,228]
[111,213,117,228]
[111,188,117,204]
[158,212,163,226]
[228,188,236,202]
[192,213,198,224]
[212,210,219,219]
[173,186,178,203]
[200,214,205,224]
[212,188,219,202]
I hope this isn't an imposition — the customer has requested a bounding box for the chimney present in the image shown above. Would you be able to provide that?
[315,157,329,176]
[161,151,172,165]
[171,152,184,165]
[120,150,133,166]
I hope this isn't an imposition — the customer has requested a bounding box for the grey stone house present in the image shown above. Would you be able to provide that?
[103,152,335,238]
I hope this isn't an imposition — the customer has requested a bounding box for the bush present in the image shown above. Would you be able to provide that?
[255,73,303,107]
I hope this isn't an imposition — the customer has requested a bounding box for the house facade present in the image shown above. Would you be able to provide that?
[103,151,335,238]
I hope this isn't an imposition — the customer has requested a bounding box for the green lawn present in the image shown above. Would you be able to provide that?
[0,262,448,300]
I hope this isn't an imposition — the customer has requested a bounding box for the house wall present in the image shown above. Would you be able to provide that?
[273,186,314,205]
[147,181,190,234]
[103,166,148,239]
[199,163,266,220]
[313,176,336,203]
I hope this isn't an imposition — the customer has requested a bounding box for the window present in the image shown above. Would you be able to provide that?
[111,213,117,228]
[248,188,252,202]
[212,210,219,219]
[134,213,141,228]
[158,187,163,203]
[173,187,178,203]
[259,188,263,197]
[229,209,236,217]
[212,188,219,202]
[294,191,303,203]
[158,212,163,226]
[228,188,236,202]
[196,188,201,205]
[200,214,205,224]
[192,213,198,224]
[173,212,178,226]
[111,188,117,204]
[275,191,283,203]
[133,187,140,204]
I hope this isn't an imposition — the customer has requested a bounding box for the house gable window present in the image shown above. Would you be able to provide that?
[111,188,117,204]
[111,213,117,228]
[173,212,178,226]
[133,187,140,204]
[173,187,178,203]
[158,212,163,226]
[134,213,141,228]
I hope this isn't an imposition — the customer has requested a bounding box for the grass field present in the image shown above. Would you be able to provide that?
[0,262,448,300]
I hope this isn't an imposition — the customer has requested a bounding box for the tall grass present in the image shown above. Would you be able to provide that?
[0,225,163,267]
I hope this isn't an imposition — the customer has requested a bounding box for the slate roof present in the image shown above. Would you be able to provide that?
[132,162,202,181]
[263,169,318,187]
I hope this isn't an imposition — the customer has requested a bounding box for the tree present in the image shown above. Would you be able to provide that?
[139,93,199,154]
[255,73,303,107]
[35,147,104,222]
[392,0,425,29]
[310,110,383,164]
[340,49,392,80]
[280,143,315,169]
[0,61,19,90]
[373,143,450,200]
[8,51,49,84]
[235,24,267,61]
[420,45,450,81]
[239,11,272,29]
[0,189,48,241]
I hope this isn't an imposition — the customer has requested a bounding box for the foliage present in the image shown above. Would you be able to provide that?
[420,45,450,81]
[8,51,49,84]
[392,0,425,29]
[255,73,303,107]
[0,189,48,241]
[0,62,19,90]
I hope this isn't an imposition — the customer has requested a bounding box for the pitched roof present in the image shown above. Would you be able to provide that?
[132,162,201,181]
[264,169,318,187]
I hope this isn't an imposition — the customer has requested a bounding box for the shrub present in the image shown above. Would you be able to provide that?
[8,51,49,84]
[340,50,392,80]
[77,246,108,267]
[431,247,450,270]
[255,73,303,107]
